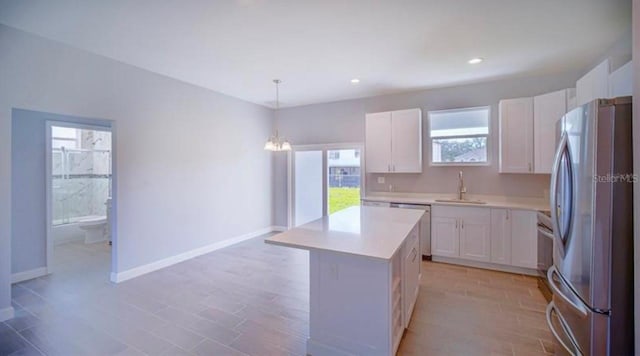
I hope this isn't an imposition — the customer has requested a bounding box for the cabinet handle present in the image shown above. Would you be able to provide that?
[506,210,509,220]
[411,247,417,262]
[388,164,391,172]
[528,163,532,172]
[461,221,464,229]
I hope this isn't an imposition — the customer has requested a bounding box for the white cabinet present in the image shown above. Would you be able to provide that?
[510,210,537,268]
[365,108,422,173]
[500,89,574,175]
[576,59,610,107]
[499,97,534,173]
[365,111,392,173]
[431,206,490,262]
[431,216,458,257]
[609,61,632,98]
[458,209,491,262]
[433,206,538,271]
[533,89,568,174]
[402,226,420,328]
[490,209,511,265]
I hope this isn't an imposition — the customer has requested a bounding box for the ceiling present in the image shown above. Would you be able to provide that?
[0,0,631,108]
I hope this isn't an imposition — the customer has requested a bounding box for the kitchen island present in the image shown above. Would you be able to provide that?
[265,206,424,356]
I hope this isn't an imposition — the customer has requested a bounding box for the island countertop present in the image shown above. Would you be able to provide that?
[265,205,424,260]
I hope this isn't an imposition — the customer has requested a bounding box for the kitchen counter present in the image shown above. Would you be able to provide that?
[265,205,424,260]
[362,192,550,212]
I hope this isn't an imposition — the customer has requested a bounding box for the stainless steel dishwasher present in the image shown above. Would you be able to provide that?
[390,203,431,259]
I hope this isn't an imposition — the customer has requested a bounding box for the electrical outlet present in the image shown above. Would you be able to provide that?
[377,176,385,184]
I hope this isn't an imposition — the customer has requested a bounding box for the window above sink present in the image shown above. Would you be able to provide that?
[428,106,490,166]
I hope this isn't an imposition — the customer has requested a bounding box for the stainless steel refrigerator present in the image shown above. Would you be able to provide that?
[546,97,634,355]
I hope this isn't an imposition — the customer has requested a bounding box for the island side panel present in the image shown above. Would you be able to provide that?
[307,250,393,356]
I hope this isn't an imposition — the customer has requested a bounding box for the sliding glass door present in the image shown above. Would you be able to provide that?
[291,145,363,227]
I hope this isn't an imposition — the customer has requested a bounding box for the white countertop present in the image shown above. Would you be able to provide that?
[362,192,550,212]
[265,206,424,260]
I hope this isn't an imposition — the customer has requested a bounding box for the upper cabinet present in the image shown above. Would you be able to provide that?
[499,97,534,173]
[365,108,422,173]
[499,89,574,174]
[576,59,610,107]
[533,89,572,174]
[608,61,632,98]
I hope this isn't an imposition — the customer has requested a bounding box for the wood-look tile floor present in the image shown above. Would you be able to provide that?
[2,235,553,356]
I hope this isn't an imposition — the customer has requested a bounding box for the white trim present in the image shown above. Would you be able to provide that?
[431,256,538,276]
[110,226,279,283]
[11,267,48,284]
[0,307,15,322]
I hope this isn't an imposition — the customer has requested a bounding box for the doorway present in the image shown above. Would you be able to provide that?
[289,144,363,227]
[46,121,114,281]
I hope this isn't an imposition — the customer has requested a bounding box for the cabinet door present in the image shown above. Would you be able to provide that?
[403,228,420,327]
[365,112,392,173]
[458,208,491,262]
[576,59,609,107]
[499,98,534,173]
[510,210,537,268]
[431,216,459,257]
[390,109,422,173]
[490,209,511,265]
[609,61,632,98]
[534,90,567,174]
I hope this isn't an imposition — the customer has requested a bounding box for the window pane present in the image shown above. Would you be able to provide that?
[327,149,361,214]
[430,107,489,137]
[432,137,487,163]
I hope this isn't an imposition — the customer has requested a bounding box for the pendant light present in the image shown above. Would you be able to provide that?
[264,79,291,151]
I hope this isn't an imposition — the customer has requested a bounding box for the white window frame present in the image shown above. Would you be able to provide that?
[427,106,491,167]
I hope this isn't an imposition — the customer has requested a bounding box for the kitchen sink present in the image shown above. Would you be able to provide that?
[434,199,487,205]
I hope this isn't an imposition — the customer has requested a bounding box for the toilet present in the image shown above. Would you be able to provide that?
[77,216,107,244]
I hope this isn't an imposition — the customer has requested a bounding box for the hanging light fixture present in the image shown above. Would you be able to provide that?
[264,79,291,151]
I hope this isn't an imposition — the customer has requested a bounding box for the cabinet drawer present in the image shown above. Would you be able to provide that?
[404,226,419,258]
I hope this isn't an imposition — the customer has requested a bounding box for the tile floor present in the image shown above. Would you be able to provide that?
[2,235,553,356]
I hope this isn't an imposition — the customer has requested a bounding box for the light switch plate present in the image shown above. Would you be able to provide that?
[377,176,385,184]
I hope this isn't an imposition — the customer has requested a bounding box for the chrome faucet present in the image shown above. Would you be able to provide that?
[458,171,467,200]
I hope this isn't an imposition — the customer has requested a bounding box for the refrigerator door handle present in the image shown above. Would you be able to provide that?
[546,301,582,356]
[547,266,588,317]
[550,133,569,256]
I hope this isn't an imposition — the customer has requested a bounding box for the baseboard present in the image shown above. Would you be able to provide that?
[11,267,48,284]
[0,306,15,322]
[271,225,288,232]
[431,256,538,276]
[110,226,279,283]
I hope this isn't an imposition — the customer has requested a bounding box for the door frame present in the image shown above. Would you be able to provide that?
[287,142,365,229]
[45,120,116,276]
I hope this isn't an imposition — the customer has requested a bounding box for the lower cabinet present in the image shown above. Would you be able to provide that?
[402,226,420,327]
[459,210,491,262]
[509,210,537,268]
[431,206,491,262]
[490,209,511,265]
[431,216,458,257]
[432,205,537,270]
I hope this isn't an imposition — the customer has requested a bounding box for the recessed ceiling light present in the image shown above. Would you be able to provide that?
[468,58,484,64]
[350,78,360,84]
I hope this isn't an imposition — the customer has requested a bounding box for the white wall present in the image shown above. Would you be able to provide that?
[632,0,639,352]
[0,25,274,316]
[272,70,585,226]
